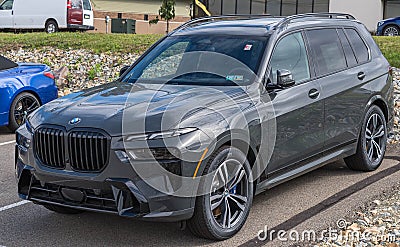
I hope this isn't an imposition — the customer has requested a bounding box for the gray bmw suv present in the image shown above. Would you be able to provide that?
[16,13,394,240]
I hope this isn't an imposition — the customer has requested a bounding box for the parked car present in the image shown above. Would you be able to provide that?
[0,0,94,33]
[376,16,400,36]
[16,13,393,240]
[0,55,58,131]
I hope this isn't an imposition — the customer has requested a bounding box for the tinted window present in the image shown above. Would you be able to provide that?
[345,29,369,64]
[0,0,13,10]
[83,0,91,10]
[313,0,329,12]
[269,32,310,83]
[337,29,358,68]
[384,0,400,19]
[267,0,281,15]
[251,0,266,14]
[237,0,251,14]
[297,0,313,14]
[306,29,347,76]
[282,0,297,15]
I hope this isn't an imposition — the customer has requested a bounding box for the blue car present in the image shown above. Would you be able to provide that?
[377,17,400,36]
[0,55,58,131]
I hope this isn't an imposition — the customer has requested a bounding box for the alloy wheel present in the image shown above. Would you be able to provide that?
[47,24,56,33]
[209,159,249,229]
[365,113,386,162]
[14,95,40,126]
[384,26,399,36]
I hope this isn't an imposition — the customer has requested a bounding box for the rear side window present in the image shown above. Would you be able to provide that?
[83,0,91,10]
[345,28,369,64]
[337,29,358,68]
[306,29,347,76]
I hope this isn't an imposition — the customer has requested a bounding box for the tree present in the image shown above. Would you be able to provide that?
[159,0,176,33]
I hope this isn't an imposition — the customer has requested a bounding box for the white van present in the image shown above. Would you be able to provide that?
[0,0,94,33]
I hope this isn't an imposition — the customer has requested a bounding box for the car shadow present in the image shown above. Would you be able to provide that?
[0,126,12,135]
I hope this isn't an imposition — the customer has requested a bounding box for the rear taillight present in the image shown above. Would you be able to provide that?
[67,0,71,9]
[44,72,55,80]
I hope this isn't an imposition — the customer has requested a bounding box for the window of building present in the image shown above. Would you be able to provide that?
[251,0,266,14]
[297,0,313,14]
[266,0,282,15]
[344,29,369,64]
[282,0,297,16]
[237,0,251,14]
[384,0,400,19]
[208,0,222,15]
[222,0,236,14]
[195,0,331,18]
[306,29,347,76]
[313,0,330,12]
[269,32,310,83]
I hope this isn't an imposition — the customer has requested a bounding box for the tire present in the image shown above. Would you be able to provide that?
[188,146,254,240]
[345,105,387,171]
[7,92,41,132]
[43,204,84,214]
[383,25,400,36]
[45,20,58,33]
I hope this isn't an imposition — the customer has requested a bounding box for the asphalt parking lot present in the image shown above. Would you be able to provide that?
[1,126,400,247]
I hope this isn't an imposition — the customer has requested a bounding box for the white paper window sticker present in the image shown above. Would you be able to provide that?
[244,44,253,51]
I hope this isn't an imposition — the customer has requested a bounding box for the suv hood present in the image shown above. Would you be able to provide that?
[29,82,253,136]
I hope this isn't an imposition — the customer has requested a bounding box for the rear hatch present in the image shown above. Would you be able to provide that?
[67,0,93,27]
[67,0,83,25]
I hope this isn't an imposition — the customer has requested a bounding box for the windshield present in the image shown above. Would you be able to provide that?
[122,35,268,86]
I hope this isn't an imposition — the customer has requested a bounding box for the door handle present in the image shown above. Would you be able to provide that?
[308,89,320,99]
[357,72,366,80]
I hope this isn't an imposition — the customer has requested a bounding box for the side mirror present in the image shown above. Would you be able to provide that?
[277,69,295,87]
[119,65,130,77]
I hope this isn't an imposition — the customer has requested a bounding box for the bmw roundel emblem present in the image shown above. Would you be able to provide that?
[69,117,81,125]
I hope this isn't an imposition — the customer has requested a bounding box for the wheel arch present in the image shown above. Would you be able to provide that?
[45,18,59,28]
[9,89,43,114]
[367,96,389,123]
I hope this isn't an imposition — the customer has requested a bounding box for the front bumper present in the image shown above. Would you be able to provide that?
[14,125,213,222]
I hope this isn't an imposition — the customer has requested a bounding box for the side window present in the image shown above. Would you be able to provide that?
[306,29,347,76]
[337,29,358,68]
[82,0,91,11]
[269,32,310,84]
[0,0,13,10]
[345,28,369,64]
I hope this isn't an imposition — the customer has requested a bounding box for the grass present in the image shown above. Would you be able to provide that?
[0,33,400,67]
[374,36,400,68]
[0,32,163,54]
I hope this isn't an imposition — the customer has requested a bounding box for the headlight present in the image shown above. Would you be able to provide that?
[16,132,31,149]
[125,128,197,141]
[378,21,384,27]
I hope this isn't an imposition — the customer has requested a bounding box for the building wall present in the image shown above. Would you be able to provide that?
[329,0,383,31]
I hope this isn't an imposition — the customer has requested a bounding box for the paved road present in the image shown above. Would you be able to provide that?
[0,126,399,246]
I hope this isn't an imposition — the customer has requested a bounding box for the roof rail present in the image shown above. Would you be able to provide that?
[276,12,356,28]
[170,13,356,35]
[170,14,272,34]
